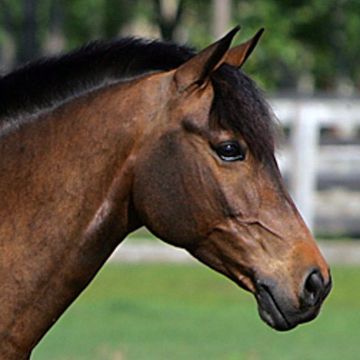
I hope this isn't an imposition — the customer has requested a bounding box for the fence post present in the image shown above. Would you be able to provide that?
[290,103,319,231]
[212,0,231,38]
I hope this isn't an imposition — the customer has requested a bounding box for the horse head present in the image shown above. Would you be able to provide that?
[132,27,331,331]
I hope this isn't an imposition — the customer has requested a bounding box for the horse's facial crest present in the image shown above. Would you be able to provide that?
[133,28,331,331]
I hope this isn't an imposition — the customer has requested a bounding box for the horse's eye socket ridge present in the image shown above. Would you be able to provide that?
[214,141,246,162]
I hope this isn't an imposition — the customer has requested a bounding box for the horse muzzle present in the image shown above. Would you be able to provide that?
[254,269,332,331]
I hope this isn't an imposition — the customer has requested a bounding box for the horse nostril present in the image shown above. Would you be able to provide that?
[301,269,324,308]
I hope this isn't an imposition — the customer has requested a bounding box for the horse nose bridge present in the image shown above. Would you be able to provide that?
[255,235,330,298]
[256,190,331,285]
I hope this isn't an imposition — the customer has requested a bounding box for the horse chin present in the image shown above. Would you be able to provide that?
[255,288,296,331]
[254,285,321,332]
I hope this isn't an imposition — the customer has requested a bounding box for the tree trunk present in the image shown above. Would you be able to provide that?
[18,0,39,64]
[0,0,16,70]
[44,0,65,55]
[153,0,184,41]
[212,0,231,39]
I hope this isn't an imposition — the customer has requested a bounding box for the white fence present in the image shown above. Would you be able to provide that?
[112,240,360,265]
[271,97,360,230]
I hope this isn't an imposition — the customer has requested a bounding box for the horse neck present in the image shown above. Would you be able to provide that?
[0,74,166,357]
[0,79,146,243]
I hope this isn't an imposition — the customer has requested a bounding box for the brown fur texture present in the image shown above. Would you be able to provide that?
[0,29,330,358]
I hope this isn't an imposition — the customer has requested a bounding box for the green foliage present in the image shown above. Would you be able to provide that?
[0,0,359,91]
[33,263,359,360]
[229,0,356,91]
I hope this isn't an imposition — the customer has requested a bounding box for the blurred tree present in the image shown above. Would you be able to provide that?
[44,0,65,54]
[63,0,104,48]
[0,0,359,93]
[230,0,360,93]
[152,0,185,40]
[103,0,137,38]
[18,0,40,63]
[0,0,20,68]
[0,0,16,38]
[212,0,231,38]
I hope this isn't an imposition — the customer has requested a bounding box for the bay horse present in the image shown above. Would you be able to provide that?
[0,27,331,359]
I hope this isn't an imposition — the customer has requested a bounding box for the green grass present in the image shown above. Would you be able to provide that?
[127,227,157,240]
[33,263,359,360]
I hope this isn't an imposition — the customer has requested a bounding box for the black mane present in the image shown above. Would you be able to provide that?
[0,36,276,159]
[0,38,194,119]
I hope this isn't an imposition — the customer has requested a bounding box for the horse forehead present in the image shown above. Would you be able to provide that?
[174,82,215,117]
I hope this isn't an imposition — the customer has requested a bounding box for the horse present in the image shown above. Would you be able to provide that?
[0,26,331,359]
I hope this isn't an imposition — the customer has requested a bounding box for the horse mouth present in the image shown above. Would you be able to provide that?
[255,285,294,331]
[254,281,329,331]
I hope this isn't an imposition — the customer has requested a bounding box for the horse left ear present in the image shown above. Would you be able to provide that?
[225,28,264,68]
[174,26,240,92]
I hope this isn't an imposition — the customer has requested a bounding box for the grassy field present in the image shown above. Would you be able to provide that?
[33,263,360,360]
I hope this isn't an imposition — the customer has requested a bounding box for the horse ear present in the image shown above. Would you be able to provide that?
[225,28,264,68]
[174,26,240,92]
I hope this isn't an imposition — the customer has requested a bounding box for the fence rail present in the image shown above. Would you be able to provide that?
[112,240,360,265]
[271,97,360,230]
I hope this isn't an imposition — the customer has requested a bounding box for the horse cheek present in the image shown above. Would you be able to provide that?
[133,134,200,247]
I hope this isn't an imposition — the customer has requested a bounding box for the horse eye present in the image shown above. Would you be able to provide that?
[214,141,246,162]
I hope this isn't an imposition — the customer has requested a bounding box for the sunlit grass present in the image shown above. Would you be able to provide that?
[33,263,359,360]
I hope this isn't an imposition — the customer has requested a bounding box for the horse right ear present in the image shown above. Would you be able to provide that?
[174,26,240,92]
[225,28,264,68]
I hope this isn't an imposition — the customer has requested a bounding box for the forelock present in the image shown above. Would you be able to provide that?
[210,64,277,161]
